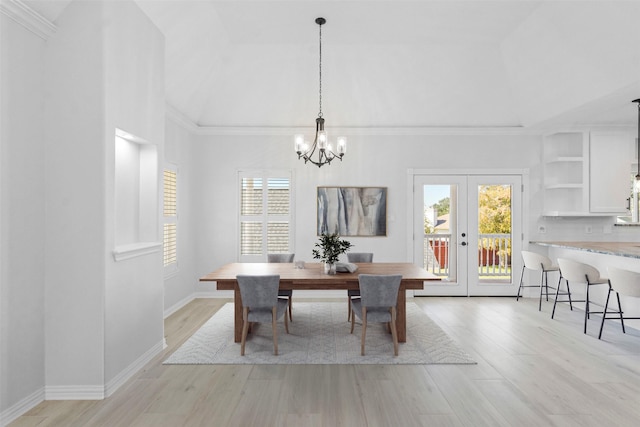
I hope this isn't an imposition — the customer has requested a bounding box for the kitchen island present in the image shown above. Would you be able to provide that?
[531,241,640,259]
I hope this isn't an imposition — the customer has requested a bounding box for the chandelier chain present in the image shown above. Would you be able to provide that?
[318,21,323,118]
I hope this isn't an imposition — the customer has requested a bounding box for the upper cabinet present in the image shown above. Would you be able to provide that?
[543,131,632,217]
[542,132,589,216]
[589,132,633,214]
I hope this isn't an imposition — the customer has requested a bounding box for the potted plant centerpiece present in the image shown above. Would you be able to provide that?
[312,233,352,275]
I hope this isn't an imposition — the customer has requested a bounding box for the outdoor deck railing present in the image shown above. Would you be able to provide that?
[423,233,511,278]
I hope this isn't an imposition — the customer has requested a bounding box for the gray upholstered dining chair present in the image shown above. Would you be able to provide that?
[236,274,289,356]
[346,252,374,321]
[267,253,295,321]
[350,274,402,356]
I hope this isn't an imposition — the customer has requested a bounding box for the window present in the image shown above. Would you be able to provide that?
[163,167,178,272]
[239,171,293,261]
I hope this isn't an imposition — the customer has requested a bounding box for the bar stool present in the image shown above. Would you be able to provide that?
[517,251,561,311]
[557,258,609,334]
[599,267,640,339]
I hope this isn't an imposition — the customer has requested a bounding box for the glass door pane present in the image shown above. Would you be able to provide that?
[467,176,522,296]
[414,175,468,296]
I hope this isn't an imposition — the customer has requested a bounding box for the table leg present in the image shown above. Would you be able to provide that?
[234,285,242,343]
[397,286,407,343]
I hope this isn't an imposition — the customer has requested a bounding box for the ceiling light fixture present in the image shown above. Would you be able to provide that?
[634,99,640,183]
[294,17,346,167]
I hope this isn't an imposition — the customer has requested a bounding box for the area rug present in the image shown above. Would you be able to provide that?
[163,302,476,365]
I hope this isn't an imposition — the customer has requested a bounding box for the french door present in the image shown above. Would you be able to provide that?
[412,174,522,296]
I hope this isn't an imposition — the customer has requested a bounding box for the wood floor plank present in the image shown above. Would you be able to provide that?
[9,296,640,427]
[426,365,512,427]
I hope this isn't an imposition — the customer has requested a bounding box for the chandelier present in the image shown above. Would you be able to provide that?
[294,17,346,167]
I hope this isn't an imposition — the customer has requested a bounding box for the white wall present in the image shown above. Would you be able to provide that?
[192,132,541,294]
[163,117,197,312]
[44,0,166,398]
[0,13,46,416]
[102,0,165,388]
[44,0,107,395]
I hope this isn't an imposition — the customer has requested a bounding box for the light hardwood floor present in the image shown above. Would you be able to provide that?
[10,296,640,427]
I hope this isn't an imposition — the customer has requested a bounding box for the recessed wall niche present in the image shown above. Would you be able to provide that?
[113,128,160,261]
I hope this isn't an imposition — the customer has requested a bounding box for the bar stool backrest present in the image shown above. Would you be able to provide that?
[558,258,603,283]
[607,267,640,298]
[522,251,555,271]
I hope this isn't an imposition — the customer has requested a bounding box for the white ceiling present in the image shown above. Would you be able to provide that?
[22,0,640,129]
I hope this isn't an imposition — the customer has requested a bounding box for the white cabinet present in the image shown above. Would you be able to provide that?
[542,130,632,217]
[542,132,589,216]
[590,132,632,214]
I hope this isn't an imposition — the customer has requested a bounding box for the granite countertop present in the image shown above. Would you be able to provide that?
[531,241,640,259]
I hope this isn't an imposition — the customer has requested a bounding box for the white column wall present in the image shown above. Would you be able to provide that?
[44,0,166,397]
[0,14,46,414]
[103,0,165,387]
[44,0,107,393]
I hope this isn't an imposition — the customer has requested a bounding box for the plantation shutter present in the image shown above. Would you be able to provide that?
[239,172,292,260]
[163,168,178,269]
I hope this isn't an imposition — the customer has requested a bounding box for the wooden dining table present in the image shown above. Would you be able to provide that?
[200,262,440,343]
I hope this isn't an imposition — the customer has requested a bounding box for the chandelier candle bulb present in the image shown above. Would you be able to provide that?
[294,134,305,153]
[337,137,347,155]
[318,130,328,150]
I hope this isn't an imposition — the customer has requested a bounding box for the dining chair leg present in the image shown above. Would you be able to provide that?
[347,296,351,321]
[284,309,289,334]
[390,307,398,356]
[350,306,355,334]
[241,308,249,356]
[272,307,278,355]
[360,308,367,356]
[288,297,293,322]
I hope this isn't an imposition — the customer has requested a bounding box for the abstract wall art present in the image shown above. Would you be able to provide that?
[317,187,387,236]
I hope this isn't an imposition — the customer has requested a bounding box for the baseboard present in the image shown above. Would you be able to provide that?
[45,385,104,400]
[43,339,165,401]
[194,290,232,298]
[104,339,164,397]
[0,387,44,427]
[164,294,195,319]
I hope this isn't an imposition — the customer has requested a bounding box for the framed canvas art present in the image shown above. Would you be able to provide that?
[317,187,387,236]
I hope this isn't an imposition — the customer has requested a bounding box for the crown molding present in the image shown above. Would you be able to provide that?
[0,0,57,40]
[192,125,542,137]
[165,103,199,133]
